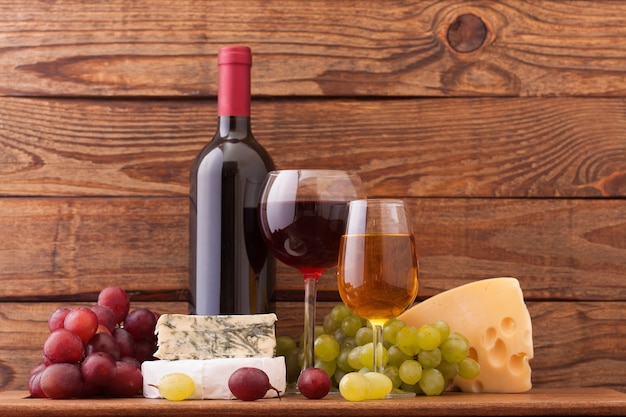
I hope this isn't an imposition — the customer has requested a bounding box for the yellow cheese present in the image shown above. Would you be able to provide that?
[398,277,533,393]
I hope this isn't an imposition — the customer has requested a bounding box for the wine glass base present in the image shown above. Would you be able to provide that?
[385,388,417,398]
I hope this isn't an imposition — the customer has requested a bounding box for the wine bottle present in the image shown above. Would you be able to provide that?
[189,45,276,315]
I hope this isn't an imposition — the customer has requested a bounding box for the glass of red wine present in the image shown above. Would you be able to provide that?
[257,170,366,375]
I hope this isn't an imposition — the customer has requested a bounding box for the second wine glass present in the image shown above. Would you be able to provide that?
[337,199,419,392]
[257,170,366,374]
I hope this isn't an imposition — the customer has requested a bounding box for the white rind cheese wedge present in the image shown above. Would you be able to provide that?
[154,313,277,360]
[142,357,286,400]
[398,277,533,393]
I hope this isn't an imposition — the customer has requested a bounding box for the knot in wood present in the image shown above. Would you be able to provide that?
[447,13,487,53]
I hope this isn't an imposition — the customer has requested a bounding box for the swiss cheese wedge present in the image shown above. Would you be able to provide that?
[398,277,533,393]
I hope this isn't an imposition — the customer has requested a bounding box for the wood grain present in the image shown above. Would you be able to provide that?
[1,97,625,198]
[2,1,626,97]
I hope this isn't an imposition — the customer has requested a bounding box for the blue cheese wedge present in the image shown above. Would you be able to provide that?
[153,313,277,360]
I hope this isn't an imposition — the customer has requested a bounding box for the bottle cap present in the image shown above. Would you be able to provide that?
[218,46,252,66]
[217,46,252,116]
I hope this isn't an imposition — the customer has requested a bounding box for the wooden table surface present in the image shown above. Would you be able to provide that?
[1,388,625,417]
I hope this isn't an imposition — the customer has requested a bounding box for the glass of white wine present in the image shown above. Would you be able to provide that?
[337,199,419,397]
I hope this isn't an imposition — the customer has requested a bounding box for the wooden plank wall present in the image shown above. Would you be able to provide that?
[1,0,625,392]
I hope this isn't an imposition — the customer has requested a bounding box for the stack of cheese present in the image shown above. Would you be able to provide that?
[398,277,534,393]
[142,313,286,399]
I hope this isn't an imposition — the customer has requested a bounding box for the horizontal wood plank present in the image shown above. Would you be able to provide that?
[1,97,625,198]
[1,301,625,392]
[0,197,624,302]
[2,1,626,97]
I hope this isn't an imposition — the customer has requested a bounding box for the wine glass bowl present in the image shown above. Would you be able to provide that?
[257,170,366,373]
[337,198,419,390]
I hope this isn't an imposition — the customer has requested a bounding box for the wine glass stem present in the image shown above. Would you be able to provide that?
[302,276,318,371]
[372,322,385,373]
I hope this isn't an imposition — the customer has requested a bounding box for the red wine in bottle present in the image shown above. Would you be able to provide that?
[189,45,275,315]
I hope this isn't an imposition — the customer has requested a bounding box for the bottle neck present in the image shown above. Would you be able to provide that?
[217,115,252,140]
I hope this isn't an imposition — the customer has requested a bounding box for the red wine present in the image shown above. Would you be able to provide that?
[189,46,275,315]
[258,200,348,273]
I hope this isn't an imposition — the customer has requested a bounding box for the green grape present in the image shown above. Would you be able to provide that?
[333,327,346,344]
[341,315,362,337]
[398,359,422,385]
[448,331,470,344]
[275,335,297,357]
[336,348,354,372]
[330,305,353,326]
[432,320,450,341]
[285,348,301,383]
[400,382,422,394]
[347,347,363,370]
[359,342,374,370]
[314,334,340,362]
[382,318,405,345]
[355,326,373,346]
[364,372,392,399]
[340,335,357,351]
[156,373,195,401]
[418,368,446,396]
[323,312,340,334]
[387,344,412,368]
[458,357,480,380]
[383,365,402,389]
[339,372,370,402]
[416,324,441,351]
[396,325,421,356]
[314,358,337,377]
[436,360,459,381]
[440,335,469,364]
[333,368,347,386]
[417,347,442,369]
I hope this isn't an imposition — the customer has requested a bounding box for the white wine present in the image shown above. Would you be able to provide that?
[338,233,419,321]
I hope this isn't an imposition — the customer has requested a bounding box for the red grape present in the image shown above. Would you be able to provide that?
[107,361,143,397]
[91,305,117,332]
[81,352,117,388]
[133,337,156,362]
[43,329,84,364]
[124,308,157,340]
[120,356,141,369]
[85,332,121,360]
[297,367,331,399]
[64,307,99,343]
[97,286,130,324]
[28,370,46,398]
[48,307,71,332]
[40,363,83,399]
[228,367,280,401]
[113,328,136,358]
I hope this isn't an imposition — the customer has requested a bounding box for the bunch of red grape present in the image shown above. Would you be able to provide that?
[29,286,159,399]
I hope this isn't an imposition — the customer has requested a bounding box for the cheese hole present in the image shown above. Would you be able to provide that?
[509,353,527,375]
[468,346,478,361]
[488,338,507,367]
[484,326,497,347]
[468,379,484,393]
[500,317,516,336]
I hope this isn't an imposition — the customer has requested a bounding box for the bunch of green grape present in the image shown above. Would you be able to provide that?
[276,304,480,397]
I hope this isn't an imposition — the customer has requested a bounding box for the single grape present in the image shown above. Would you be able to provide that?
[347,347,363,370]
[275,335,297,357]
[354,327,373,346]
[154,373,195,401]
[297,367,331,399]
[323,313,340,334]
[395,325,420,356]
[228,367,280,401]
[40,363,83,399]
[417,347,442,369]
[91,305,118,332]
[398,359,422,385]
[134,337,157,362]
[64,307,99,344]
[330,304,352,325]
[285,348,301,383]
[436,360,459,381]
[363,372,392,399]
[431,320,450,341]
[387,344,412,368]
[341,315,362,337]
[48,307,71,332]
[120,355,141,369]
[358,342,374,370]
[416,324,441,351]
[440,335,469,364]
[314,358,337,377]
[28,370,46,398]
[124,308,157,340]
[418,368,446,396]
[43,328,84,364]
[107,361,143,397]
[314,334,340,362]
[85,332,121,360]
[338,372,370,402]
[336,348,354,372]
[113,328,136,358]
[458,357,480,380]
[81,351,116,388]
[98,286,130,324]
[383,365,402,389]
